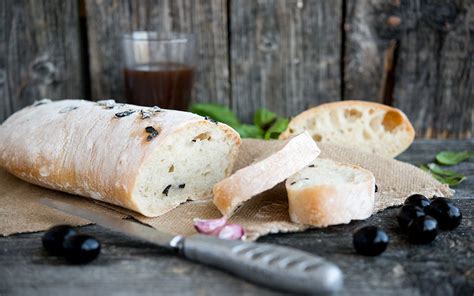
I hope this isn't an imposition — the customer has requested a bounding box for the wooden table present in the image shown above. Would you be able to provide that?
[1,140,473,296]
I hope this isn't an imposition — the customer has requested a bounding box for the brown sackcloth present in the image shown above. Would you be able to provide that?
[0,140,453,241]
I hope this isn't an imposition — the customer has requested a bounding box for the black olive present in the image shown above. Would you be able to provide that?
[407,216,438,244]
[162,184,172,196]
[115,110,136,118]
[42,225,78,255]
[145,126,159,141]
[397,205,426,231]
[204,116,218,124]
[63,234,101,264]
[426,197,462,230]
[404,194,431,210]
[353,226,389,256]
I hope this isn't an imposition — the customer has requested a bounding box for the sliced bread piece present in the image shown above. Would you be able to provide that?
[286,158,375,227]
[213,132,320,217]
[279,100,415,157]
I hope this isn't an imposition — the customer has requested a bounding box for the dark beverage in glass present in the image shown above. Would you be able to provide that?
[122,32,196,110]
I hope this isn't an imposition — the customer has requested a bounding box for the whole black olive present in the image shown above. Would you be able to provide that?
[407,216,438,244]
[353,226,389,256]
[42,225,77,255]
[404,194,431,210]
[397,205,426,230]
[63,234,101,264]
[426,197,462,230]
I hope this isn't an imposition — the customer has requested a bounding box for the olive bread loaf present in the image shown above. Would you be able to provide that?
[0,99,241,217]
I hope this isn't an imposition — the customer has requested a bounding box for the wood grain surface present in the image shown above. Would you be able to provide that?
[0,0,472,139]
[85,0,230,106]
[344,0,474,139]
[1,139,473,296]
[230,0,342,121]
[0,0,85,123]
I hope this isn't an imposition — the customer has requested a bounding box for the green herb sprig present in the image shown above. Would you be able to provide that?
[190,103,289,139]
[420,151,473,187]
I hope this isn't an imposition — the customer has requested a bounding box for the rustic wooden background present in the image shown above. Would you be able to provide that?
[0,0,472,139]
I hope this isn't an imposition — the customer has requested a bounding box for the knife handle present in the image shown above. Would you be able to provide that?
[181,234,343,294]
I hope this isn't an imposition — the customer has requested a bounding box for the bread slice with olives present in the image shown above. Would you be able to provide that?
[279,101,415,158]
[286,158,375,227]
[213,132,320,217]
[0,99,241,217]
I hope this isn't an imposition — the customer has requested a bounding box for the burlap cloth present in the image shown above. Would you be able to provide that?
[0,140,453,241]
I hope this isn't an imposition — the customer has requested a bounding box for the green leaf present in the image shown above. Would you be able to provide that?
[190,103,240,128]
[234,124,264,139]
[437,174,466,187]
[426,163,464,178]
[435,151,474,166]
[264,118,289,140]
[419,164,430,173]
[420,163,466,187]
[253,108,276,129]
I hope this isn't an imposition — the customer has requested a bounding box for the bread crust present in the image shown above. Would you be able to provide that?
[286,160,375,227]
[0,100,240,217]
[280,100,415,157]
[213,132,320,217]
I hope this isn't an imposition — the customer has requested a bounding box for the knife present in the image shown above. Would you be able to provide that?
[40,198,343,295]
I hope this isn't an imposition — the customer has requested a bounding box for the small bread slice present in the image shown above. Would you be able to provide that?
[279,101,415,158]
[286,158,375,227]
[213,132,320,217]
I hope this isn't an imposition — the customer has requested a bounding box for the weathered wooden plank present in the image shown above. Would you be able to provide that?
[0,0,85,122]
[230,0,342,122]
[85,0,229,106]
[393,0,474,139]
[344,0,474,139]
[343,0,397,103]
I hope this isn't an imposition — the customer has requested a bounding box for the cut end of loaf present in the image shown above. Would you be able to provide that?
[132,122,240,217]
[280,101,415,158]
[213,132,320,217]
[286,158,375,227]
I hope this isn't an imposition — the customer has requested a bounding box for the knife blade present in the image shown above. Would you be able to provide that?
[40,198,343,295]
[40,198,182,250]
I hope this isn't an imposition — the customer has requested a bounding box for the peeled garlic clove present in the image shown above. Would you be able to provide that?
[193,217,227,235]
[218,224,245,240]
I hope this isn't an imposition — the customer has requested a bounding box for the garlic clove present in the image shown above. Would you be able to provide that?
[193,217,227,235]
[218,224,245,240]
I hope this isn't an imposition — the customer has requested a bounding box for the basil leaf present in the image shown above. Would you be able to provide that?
[435,151,474,166]
[234,124,264,139]
[264,118,289,140]
[437,175,466,186]
[427,163,464,178]
[420,163,466,187]
[253,108,276,129]
[190,103,240,128]
[419,164,430,173]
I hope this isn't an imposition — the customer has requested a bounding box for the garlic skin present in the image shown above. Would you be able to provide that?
[193,217,227,235]
[217,224,245,240]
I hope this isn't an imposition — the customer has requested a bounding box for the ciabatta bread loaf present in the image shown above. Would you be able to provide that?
[0,99,240,217]
[286,158,375,227]
[280,101,415,157]
[213,132,320,217]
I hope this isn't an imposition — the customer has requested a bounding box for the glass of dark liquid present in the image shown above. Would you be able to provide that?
[122,32,196,110]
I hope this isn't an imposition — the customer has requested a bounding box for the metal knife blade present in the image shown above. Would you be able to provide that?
[39,198,183,250]
[40,197,343,294]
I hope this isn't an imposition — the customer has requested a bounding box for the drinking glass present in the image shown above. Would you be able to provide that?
[122,31,196,110]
